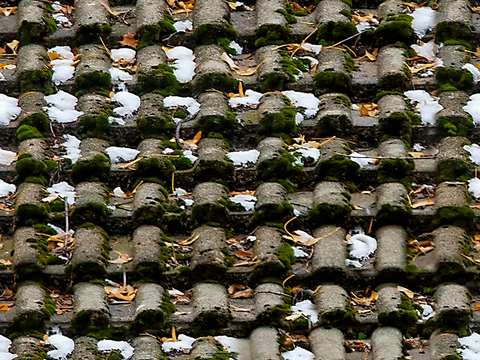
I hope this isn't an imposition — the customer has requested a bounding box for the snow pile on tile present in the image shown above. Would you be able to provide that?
[98,340,134,359]
[458,332,480,360]
[111,48,136,63]
[297,56,318,70]
[61,134,81,164]
[349,152,375,168]
[112,92,140,118]
[229,194,257,211]
[174,19,193,32]
[227,149,260,167]
[229,41,243,54]
[282,347,315,360]
[464,144,480,165]
[229,90,263,108]
[411,40,443,67]
[51,1,72,27]
[0,149,15,166]
[0,94,21,126]
[468,178,480,200]
[162,335,195,352]
[346,234,377,267]
[0,180,15,198]
[409,7,437,39]
[164,96,201,117]
[282,91,320,123]
[105,146,139,163]
[215,336,245,359]
[47,182,76,205]
[165,47,196,83]
[463,94,480,125]
[404,90,442,125]
[463,64,480,84]
[48,46,75,85]
[418,303,435,322]
[300,43,322,54]
[290,145,320,165]
[0,335,16,360]
[45,334,74,360]
[183,149,198,163]
[293,246,308,257]
[110,68,133,81]
[44,90,84,123]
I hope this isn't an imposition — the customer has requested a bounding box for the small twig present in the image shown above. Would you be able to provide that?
[64,199,69,249]
[175,115,195,149]
[336,153,437,160]
[324,30,367,49]
[123,271,127,287]
[256,291,293,298]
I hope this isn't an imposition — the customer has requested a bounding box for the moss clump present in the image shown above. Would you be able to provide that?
[131,293,175,334]
[191,312,232,337]
[437,159,472,183]
[20,112,50,133]
[378,71,409,92]
[71,202,112,227]
[76,23,112,45]
[280,55,305,82]
[77,114,110,139]
[10,310,49,336]
[195,72,238,93]
[71,310,111,337]
[435,67,474,91]
[252,201,294,225]
[258,303,292,327]
[16,155,50,185]
[191,201,229,227]
[333,95,351,107]
[42,297,56,319]
[377,295,419,330]
[137,114,176,139]
[316,113,352,138]
[136,157,175,182]
[196,112,238,138]
[255,24,292,47]
[19,17,56,45]
[379,111,420,147]
[309,202,353,227]
[259,73,287,93]
[435,21,471,44]
[377,158,415,184]
[317,154,360,190]
[321,303,358,329]
[19,68,54,95]
[436,115,474,138]
[377,203,411,228]
[74,71,111,97]
[134,203,166,227]
[275,242,295,269]
[316,21,357,46]
[16,125,42,141]
[314,71,352,95]
[375,14,415,45]
[30,233,66,266]
[17,204,50,229]
[257,149,303,189]
[258,106,297,138]
[194,158,235,184]
[71,155,110,183]
[194,23,237,45]
[138,64,181,96]
[432,206,475,229]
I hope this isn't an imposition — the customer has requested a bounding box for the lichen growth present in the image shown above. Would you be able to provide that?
[258,104,297,138]
[194,23,237,45]
[437,159,472,182]
[313,71,352,95]
[195,72,238,93]
[379,111,420,147]
[377,158,415,184]
[252,201,294,225]
[435,21,471,44]
[75,71,112,97]
[77,113,110,139]
[191,311,232,337]
[71,202,112,228]
[436,115,474,138]
[316,155,360,191]
[257,149,303,191]
[309,202,353,227]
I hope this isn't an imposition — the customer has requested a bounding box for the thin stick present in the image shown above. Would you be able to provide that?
[336,153,437,160]
[64,199,69,248]
[324,30,367,49]
[123,271,127,287]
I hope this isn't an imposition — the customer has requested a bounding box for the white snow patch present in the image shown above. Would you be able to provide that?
[413,143,425,152]
[290,144,320,165]
[109,116,126,125]
[298,56,318,69]
[349,152,375,168]
[345,259,363,268]
[0,180,15,197]
[463,94,480,126]
[282,91,319,125]
[109,68,133,81]
[463,63,480,84]
[409,7,437,39]
[464,144,480,165]
[49,46,75,84]
[214,336,244,357]
[229,194,257,211]
[468,178,480,200]
[61,134,81,164]
[44,91,83,123]
[295,112,304,125]
[0,335,16,360]
[163,148,174,155]
[290,300,318,323]
[227,149,260,167]
[419,304,435,321]
[113,92,140,118]
[45,334,74,360]
[0,149,15,166]
[300,43,322,54]
[347,234,377,259]
[458,332,480,360]
[356,22,375,32]
[174,188,187,196]
[411,40,443,67]
[404,90,442,125]
[291,230,314,245]
[184,199,194,206]
[52,13,72,27]
[165,46,196,83]
[282,347,315,360]
[168,289,184,296]
[164,96,200,116]
[113,187,125,197]
[229,90,263,108]
[110,48,136,63]
[174,19,193,32]
[47,182,76,205]
[0,73,5,82]
[183,150,197,163]
[229,41,243,54]
[0,94,21,126]
[105,146,139,163]
[162,335,195,352]
[293,246,308,258]
[247,236,256,242]
[97,340,134,359]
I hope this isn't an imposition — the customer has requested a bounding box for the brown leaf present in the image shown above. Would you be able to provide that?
[48,52,60,61]
[0,288,14,300]
[233,250,253,259]
[105,285,138,302]
[229,288,254,299]
[221,52,239,70]
[110,251,133,264]
[0,259,11,266]
[359,104,369,116]
[0,7,16,16]
[119,32,138,49]
[411,198,435,209]
[402,1,425,8]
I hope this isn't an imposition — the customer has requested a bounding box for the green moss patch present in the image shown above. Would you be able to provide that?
[437,159,472,182]
[317,154,360,191]
[19,68,54,95]
[435,21,471,44]
[316,113,352,138]
[435,67,474,91]
[379,111,420,147]
[194,23,237,45]
[138,64,181,96]
[196,112,238,138]
[71,202,112,228]
[309,202,353,227]
[20,112,50,133]
[316,21,357,46]
[377,158,415,184]
[19,17,56,45]
[78,113,110,139]
[258,303,291,327]
[437,115,474,138]
[275,242,295,269]
[259,72,287,93]
[255,24,291,47]
[257,149,303,190]
[191,201,229,227]
[71,309,111,337]
[377,295,419,331]
[258,105,297,138]
[195,72,238,93]
[252,201,294,225]
[137,113,176,139]
[76,23,113,45]
[191,311,232,337]
[75,71,112,97]
[16,155,51,186]
[375,14,415,45]
[131,293,175,334]
[432,205,475,229]
[314,71,352,95]
[321,303,358,329]
[71,154,110,183]
[194,158,235,184]
[136,157,175,183]
[377,203,412,227]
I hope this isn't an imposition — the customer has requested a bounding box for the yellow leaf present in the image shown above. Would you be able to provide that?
[365,50,376,61]
[0,304,8,311]
[172,327,176,342]
[402,1,425,8]
[0,7,16,16]
[6,40,18,55]
[239,82,244,97]
[359,104,369,116]
[109,251,133,264]
[179,234,199,245]
[221,52,239,70]
[48,52,60,61]
[0,259,11,266]
[397,286,416,299]
[234,58,268,76]
[473,304,480,311]
[411,198,435,209]
[193,131,202,144]
[227,1,237,9]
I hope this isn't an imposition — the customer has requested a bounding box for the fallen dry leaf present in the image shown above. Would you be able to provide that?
[411,198,435,209]
[234,59,268,76]
[233,250,253,260]
[229,304,251,312]
[397,286,416,299]
[221,52,239,70]
[6,40,18,55]
[105,285,137,302]
[402,1,425,8]
[110,251,133,264]
[0,288,13,300]
[365,50,376,61]
[473,304,480,311]
[119,32,138,49]
[359,104,369,116]
[228,287,254,299]
[0,304,8,311]
[48,52,60,61]
[0,259,11,266]
[181,131,202,150]
[0,7,16,16]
